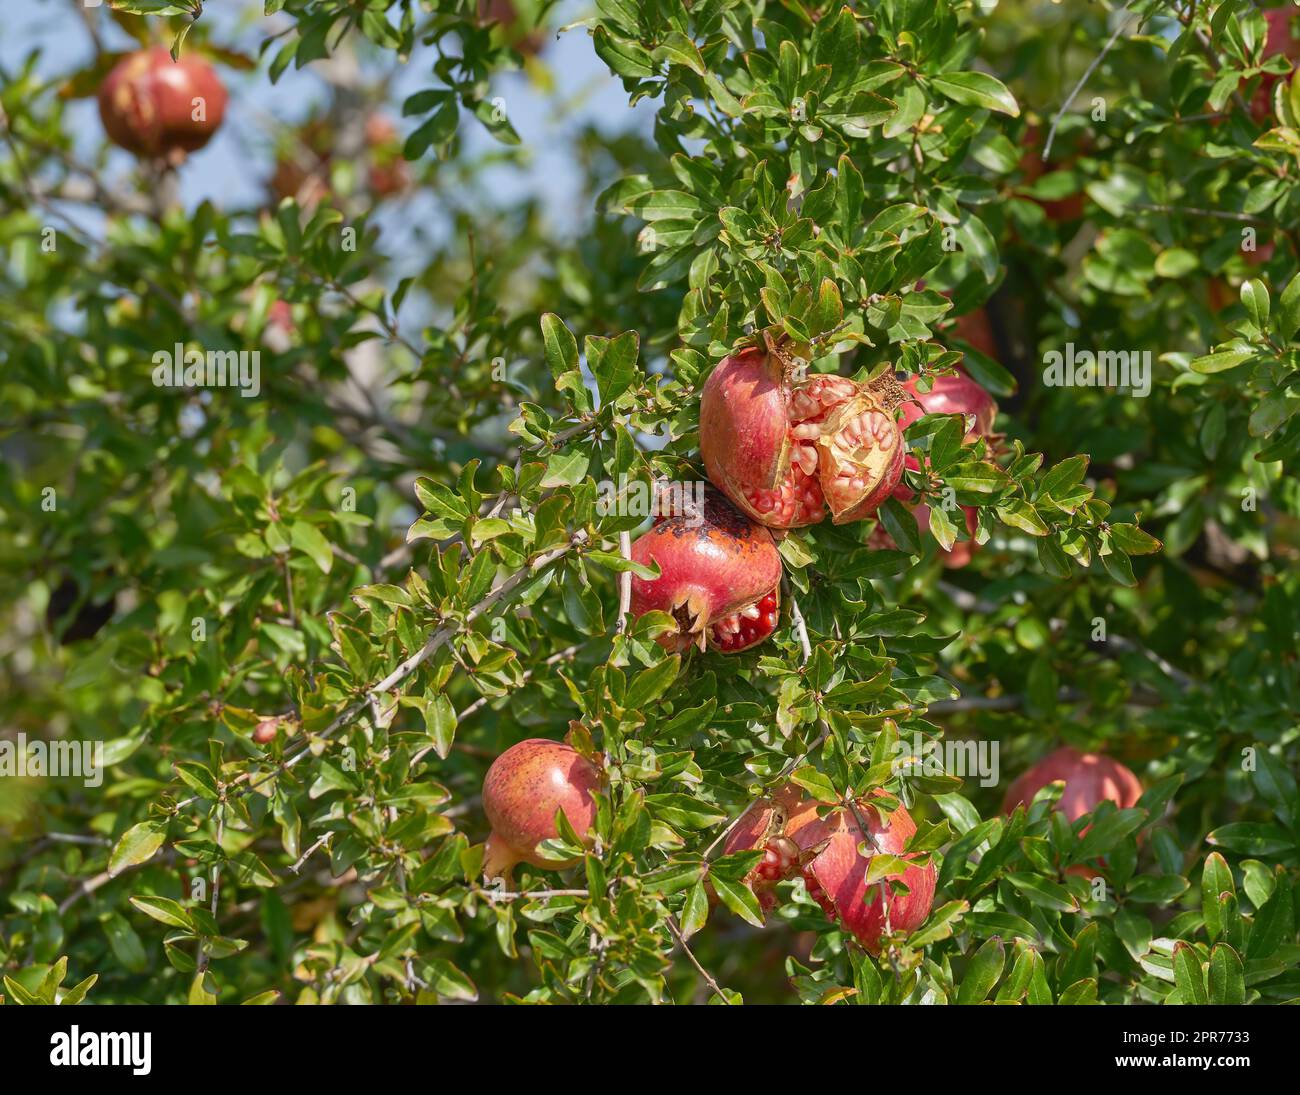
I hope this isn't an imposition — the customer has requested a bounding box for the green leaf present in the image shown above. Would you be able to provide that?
[1172,942,1208,1005]
[1207,944,1245,1004]
[290,521,334,574]
[109,820,167,877]
[709,873,765,927]
[955,937,1005,1003]
[129,895,195,931]
[1276,270,1300,341]
[930,72,1020,116]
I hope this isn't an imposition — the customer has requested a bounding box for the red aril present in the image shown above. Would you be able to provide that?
[630,489,781,653]
[98,47,227,162]
[482,738,602,881]
[723,785,807,911]
[700,346,905,529]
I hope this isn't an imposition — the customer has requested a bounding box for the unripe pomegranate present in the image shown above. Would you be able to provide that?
[482,739,602,881]
[98,47,227,161]
[1001,746,1143,822]
[700,347,906,528]
[252,717,279,745]
[785,791,936,953]
[629,489,782,653]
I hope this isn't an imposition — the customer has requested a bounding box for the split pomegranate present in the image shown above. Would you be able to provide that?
[98,47,227,161]
[700,346,906,528]
[1002,746,1143,822]
[723,786,806,912]
[629,489,781,653]
[482,738,601,881]
[785,791,936,953]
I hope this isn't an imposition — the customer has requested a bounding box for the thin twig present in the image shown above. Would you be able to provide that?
[666,917,732,1003]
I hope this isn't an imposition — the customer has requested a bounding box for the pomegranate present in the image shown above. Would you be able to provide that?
[252,717,279,745]
[481,738,602,881]
[896,370,998,443]
[98,47,227,162]
[700,345,906,528]
[722,786,807,912]
[1248,9,1300,123]
[871,369,998,565]
[1001,746,1143,821]
[629,489,782,653]
[785,791,936,953]
[1002,746,1143,878]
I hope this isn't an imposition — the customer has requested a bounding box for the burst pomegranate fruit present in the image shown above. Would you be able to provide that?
[722,785,807,912]
[1002,746,1143,821]
[785,791,936,953]
[482,738,602,881]
[629,489,782,653]
[98,47,227,161]
[700,346,906,528]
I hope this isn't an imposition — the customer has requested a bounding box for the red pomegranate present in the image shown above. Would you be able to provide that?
[482,738,602,880]
[629,489,782,654]
[872,369,997,566]
[722,785,807,912]
[785,791,936,953]
[98,47,227,161]
[700,346,906,529]
[1002,747,1143,822]
[896,370,998,443]
[1249,9,1300,122]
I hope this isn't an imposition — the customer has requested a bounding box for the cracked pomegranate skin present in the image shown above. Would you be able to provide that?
[722,785,807,911]
[629,489,781,653]
[785,792,936,952]
[98,47,227,159]
[482,739,601,879]
[700,348,905,529]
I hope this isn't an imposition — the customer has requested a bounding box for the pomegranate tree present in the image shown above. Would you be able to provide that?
[98,47,227,162]
[700,344,906,529]
[629,489,781,653]
[481,738,602,880]
[786,791,936,953]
